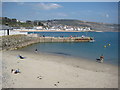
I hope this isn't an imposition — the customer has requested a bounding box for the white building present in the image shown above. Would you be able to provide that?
[19,21,25,23]
[34,26,43,30]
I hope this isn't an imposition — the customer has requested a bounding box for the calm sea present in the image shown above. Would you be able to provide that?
[21,32,119,65]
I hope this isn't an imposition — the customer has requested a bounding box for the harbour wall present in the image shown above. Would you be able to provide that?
[1,34,93,50]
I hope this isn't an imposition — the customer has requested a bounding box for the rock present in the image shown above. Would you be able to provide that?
[54,84,57,86]
[57,81,59,83]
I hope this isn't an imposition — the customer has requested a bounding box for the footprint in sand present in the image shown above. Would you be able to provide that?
[54,81,60,87]
[37,76,42,79]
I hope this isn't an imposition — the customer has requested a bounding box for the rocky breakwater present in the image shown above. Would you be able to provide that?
[1,34,40,50]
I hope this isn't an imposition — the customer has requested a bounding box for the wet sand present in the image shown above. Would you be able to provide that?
[2,50,118,88]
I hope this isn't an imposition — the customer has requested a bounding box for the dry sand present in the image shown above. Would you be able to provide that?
[2,50,118,88]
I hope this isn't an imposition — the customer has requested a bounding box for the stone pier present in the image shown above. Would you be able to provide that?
[1,34,94,50]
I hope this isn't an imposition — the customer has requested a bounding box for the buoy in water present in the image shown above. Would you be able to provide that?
[108,44,111,46]
[104,45,106,48]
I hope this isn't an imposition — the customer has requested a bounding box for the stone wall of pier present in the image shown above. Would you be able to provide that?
[0,34,92,50]
[1,34,40,50]
[39,37,91,43]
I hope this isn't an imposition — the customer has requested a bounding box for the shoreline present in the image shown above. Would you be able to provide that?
[21,48,118,68]
[18,30,119,32]
[18,30,120,33]
[19,47,118,66]
[19,30,96,32]
[2,50,118,88]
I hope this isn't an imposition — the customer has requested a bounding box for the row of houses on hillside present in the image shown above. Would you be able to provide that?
[33,25,92,31]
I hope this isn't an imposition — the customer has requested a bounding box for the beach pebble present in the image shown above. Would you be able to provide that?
[57,81,59,83]
[54,82,60,87]
[54,84,57,86]
[37,76,42,79]
[39,77,42,79]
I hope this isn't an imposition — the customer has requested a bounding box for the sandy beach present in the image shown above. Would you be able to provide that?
[2,50,118,88]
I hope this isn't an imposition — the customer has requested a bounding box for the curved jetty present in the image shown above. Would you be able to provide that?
[1,34,94,50]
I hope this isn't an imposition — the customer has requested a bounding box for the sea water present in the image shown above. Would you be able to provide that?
[21,32,119,65]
